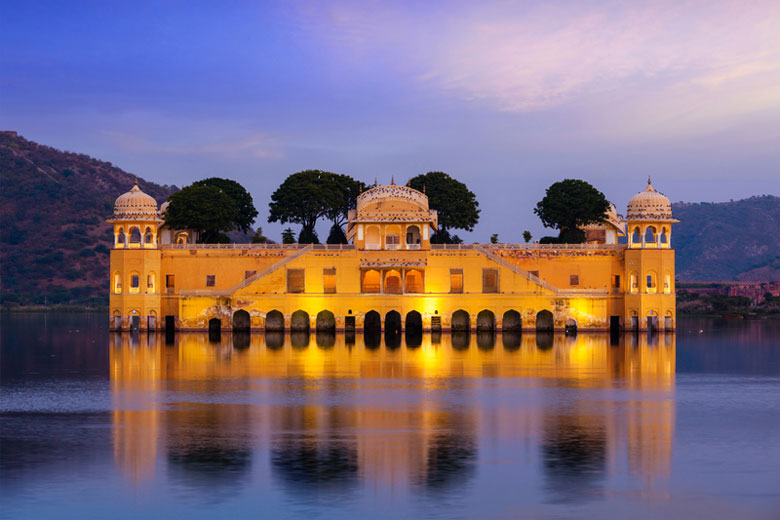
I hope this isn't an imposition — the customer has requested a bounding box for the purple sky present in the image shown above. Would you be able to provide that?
[2,0,779,241]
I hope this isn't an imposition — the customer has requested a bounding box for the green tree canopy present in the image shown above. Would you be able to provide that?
[165,185,239,243]
[192,177,258,233]
[268,170,334,242]
[408,172,480,241]
[534,179,610,244]
[268,170,364,244]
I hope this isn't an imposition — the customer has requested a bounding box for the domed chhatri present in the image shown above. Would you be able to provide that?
[113,179,159,219]
[626,177,674,221]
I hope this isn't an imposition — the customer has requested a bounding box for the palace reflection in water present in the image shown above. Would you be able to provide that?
[110,330,675,500]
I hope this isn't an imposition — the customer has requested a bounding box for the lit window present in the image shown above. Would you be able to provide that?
[131,275,139,288]
[612,275,620,288]
[323,268,336,294]
[450,269,463,294]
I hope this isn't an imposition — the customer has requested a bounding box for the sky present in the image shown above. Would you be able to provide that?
[2,0,779,242]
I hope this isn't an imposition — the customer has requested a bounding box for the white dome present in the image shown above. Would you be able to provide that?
[114,180,158,219]
[627,178,673,220]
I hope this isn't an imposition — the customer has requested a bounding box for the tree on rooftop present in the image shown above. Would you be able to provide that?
[534,179,610,244]
[408,171,480,244]
[324,174,365,244]
[269,170,337,244]
[192,177,258,234]
[165,184,239,243]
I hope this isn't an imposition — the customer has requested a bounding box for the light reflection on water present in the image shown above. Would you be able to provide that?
[1,313,778,519]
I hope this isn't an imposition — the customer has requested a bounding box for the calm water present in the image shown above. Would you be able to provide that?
[1,313,778,519]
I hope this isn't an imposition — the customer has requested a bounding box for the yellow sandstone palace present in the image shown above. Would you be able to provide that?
[108,179,677,333]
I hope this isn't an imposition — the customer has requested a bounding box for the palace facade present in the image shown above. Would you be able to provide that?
[108,179,678,333]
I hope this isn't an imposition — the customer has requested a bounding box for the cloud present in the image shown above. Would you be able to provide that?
[289,0,780,127]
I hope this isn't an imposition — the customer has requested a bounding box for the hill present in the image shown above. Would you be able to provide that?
[672,196,780,281]
[0,131,177,306]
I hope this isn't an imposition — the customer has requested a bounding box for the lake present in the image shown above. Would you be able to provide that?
[1,313,778,519]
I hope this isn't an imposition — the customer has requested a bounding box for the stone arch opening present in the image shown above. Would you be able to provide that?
[664,272,672,293]
[365,226,380,250]
[265,310,284,331]
[362,269,381,293]
[129,227,142,244]
[208,318,221,342]
[147,310,157,330]
[385,310,401,335]
[451,309,470,332]
[316,310,336,332]
[645,226,657,244]
[629,271,639,293]
[113,271,122,293]
[631,227,641,245]
[664,310,673,330]
[117,229,126,247]
[502,310,522,332]
[405,311,422,334]
[364,310,381,333]
[536,310,554,332]
[660,227,668,245]
[384,270,402,294]
[112,309,121,330]
[646,271,658,294]
[406,225,421,247]
[291,310,310,332]
[565,318,577,335]
[405,269,423,293]
[476,310,495,332]
[233,310,250,332]
[144,226,154,245]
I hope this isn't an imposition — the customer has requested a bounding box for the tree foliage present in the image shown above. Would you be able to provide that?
[408,171,480,236]
[268,170,363,244]
[165,185,239,243]
[192,177,258,233]
[281,228,295,244]
[523,230,532,243]
[534,179,609,243]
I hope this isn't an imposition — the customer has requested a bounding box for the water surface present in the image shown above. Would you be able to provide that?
[1,313,778,519]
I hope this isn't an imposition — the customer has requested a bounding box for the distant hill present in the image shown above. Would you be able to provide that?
[0,131,177,306]
[672,196,780,281]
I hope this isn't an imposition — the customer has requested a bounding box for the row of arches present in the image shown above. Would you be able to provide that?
[223,309,560,333]
[628,270,672,294]
[113,270,156,294]
[115,225,157,248]
[628,224,671,249]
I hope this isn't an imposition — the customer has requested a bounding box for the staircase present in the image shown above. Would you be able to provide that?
[474,245,560,294]
[222,244,314,296]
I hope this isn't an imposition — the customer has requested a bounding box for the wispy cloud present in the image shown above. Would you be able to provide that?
[289,0,780,127]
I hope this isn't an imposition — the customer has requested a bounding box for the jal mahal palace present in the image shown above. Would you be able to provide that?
[108,179,678,335]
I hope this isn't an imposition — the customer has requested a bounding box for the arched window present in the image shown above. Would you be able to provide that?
[176,232,189,244]
[117,229,126,247]
[144,227,154,245]
[664,272,671,293]
[129,227,141,244]
[406,225,421,248]
[384,269,402,294]
[113,272,122,293]
[630,272,638,293]
[645,226,656,244]
[129,271,141,294]
[365,226,380,250]
[646,271,657,294]
[362,269,380,293]
[147,272,156,293]
[660,227,668,245]
[631,227,641,246]
[405,269,423,293]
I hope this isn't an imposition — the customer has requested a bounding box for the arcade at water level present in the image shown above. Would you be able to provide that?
[108,178,678,333]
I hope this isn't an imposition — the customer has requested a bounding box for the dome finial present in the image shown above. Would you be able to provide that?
[374,177,378,187]
[134,177,138,186]
[391,175,394,185]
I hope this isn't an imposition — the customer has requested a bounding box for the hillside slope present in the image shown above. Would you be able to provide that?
[0,131,177,305]
[672,196,780,281]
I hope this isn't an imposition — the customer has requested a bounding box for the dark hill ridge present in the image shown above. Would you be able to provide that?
[672,196,780,281]
[1,132,778,306]
[0,131,177,305]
